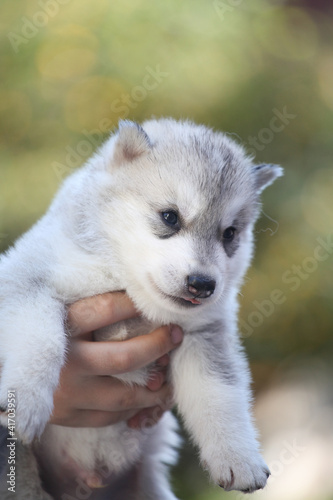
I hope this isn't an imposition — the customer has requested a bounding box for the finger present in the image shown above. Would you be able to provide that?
[74,377,173,413]
[156,353,170,368]
[72,324,183,376]
[146,369,168,391]
[67,292,139,337]
[50,408,138,428]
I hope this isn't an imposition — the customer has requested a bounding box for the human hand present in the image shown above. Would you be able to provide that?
[49,292,183,429]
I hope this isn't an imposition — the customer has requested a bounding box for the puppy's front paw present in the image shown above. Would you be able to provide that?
[202,449,270,493]
[218,462,270,493]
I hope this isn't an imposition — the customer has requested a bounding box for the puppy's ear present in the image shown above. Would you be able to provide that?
[113,120,152,164]
[254,164,283,193]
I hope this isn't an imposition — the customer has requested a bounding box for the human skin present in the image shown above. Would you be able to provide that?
[49,292,184,430]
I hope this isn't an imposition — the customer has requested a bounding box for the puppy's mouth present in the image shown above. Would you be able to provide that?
[148,276,202,308]
[170,296,202,308]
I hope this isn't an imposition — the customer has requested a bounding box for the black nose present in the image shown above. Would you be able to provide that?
[187,275,216,298]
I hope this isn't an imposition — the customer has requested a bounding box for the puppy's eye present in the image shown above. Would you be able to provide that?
[161,211,178,226]
[223,226,236,241]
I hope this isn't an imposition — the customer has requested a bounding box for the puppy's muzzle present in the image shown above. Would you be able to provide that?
[187,275,216,299]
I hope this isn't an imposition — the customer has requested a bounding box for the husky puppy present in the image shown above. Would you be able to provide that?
[0,119,282,499]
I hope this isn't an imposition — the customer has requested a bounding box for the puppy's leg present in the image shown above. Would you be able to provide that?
[0,292,67,443]
[139,412,180,500]
[171,327,270,493]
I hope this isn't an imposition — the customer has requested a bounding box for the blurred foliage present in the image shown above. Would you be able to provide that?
[0,0,333,499]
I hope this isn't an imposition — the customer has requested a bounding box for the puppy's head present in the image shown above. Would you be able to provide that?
[99,119,282,321]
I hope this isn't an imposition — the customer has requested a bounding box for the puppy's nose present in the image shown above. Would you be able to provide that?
[187,275,216,299]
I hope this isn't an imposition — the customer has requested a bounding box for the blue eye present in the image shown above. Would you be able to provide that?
[161,211,178,226]
[223,227,236,240]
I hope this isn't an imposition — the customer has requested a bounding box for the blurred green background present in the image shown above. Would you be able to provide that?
[1,0,332,499]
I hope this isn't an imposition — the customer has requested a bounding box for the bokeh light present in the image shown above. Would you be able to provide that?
[254,7,318,61]
[36,25,98,81]
[1,1,333,499]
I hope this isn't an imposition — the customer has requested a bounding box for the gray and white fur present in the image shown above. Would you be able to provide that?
[0,118,283,499]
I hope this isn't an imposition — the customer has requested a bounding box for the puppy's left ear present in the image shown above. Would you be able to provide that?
[254,164,283,193]
[113,120,152,165]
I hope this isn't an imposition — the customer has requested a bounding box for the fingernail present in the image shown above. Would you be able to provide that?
[127,417,139,429]
[170,325,183,345]
[86,473,103,488]
[147,372,164,391]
